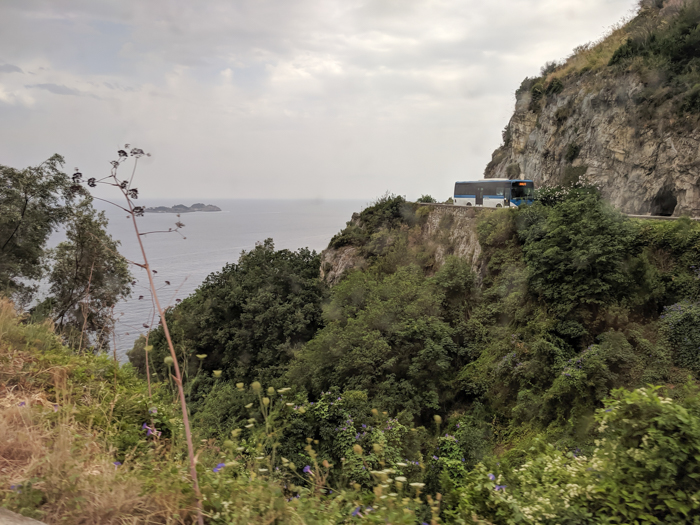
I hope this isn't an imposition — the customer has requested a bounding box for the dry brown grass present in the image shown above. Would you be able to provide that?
[550,21,631,80]
[0,298,193,524]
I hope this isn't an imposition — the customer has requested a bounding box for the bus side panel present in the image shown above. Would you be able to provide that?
[454,195,475,206]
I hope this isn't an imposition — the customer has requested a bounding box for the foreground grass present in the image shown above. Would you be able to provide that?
[0,300,432,524]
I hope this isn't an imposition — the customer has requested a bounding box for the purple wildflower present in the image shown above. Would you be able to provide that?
[432,455,438,460]
[113,461,122,469]
[213,463,226,473]
[303,465,312,474]
[52,404,59,412]
[352,507,362,517]
[18,401,26,407]
[495,485,507,491]
[488,473,496,481]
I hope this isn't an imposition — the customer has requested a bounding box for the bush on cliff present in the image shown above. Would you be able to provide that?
[133,239,326,386]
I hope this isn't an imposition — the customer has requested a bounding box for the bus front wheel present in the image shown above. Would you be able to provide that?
[466,202,472,207]
[496,204,502,208]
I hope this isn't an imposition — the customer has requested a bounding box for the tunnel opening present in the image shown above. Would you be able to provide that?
[650,185,677,216]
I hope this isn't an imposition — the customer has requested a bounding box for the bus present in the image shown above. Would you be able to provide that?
[453,179,535,208]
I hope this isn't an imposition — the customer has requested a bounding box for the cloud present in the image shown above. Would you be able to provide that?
[0,63,23,73]
[26,83,80,95]
[0,0,637,200]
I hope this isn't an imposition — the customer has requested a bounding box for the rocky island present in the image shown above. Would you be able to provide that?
[144,203,221,213]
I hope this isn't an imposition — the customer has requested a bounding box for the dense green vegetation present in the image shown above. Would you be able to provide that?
[609,0,700,116]
[0,156,132,348]
[112,186,700,522]
[4,152,700,522]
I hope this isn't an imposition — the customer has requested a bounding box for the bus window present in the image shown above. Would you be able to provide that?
[511,182,534,199]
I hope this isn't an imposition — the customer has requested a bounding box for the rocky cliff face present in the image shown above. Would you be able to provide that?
[320,205,484,285]
[485,1,700,216]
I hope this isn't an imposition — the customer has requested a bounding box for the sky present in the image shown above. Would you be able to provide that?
[0,0,636,201]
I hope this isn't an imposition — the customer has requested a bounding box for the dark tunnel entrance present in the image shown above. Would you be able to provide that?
[650,185,677,216]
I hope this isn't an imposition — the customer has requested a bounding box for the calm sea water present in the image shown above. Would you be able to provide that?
[49,199,365,361]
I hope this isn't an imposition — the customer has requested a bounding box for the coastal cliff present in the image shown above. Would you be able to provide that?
[485,0,700,216]
[320,203,483,285]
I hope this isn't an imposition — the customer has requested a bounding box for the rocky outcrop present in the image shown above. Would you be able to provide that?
[486,72,700,216]
[320,205,484,285]
[418,205,482,271]
[0,508,46,525]
[485,0,700,217]
[145,203,221,213]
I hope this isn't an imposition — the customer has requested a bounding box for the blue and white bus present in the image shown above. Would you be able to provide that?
[453,179,535,208]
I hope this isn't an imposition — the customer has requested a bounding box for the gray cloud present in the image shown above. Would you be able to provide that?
[0,63,23,73]
[0,0,636,200]
[26,83,80,95]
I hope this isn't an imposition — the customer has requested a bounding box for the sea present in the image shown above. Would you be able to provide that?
[48,199,366,362]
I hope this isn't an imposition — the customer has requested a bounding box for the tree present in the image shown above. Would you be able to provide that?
[288,264,462,421]
[519,191,640,317]
[0,155,75,304]
[136,239,326,384]
[42,198,132,350]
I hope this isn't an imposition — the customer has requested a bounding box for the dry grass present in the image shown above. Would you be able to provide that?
[550,21,630,80]
[0,298,194,524]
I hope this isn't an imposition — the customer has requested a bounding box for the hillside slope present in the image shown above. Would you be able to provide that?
[486,0,700,216]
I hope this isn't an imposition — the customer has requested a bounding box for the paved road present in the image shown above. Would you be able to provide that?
[414,202,699,221]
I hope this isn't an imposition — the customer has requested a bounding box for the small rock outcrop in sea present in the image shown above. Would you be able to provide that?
[144,203,221,213]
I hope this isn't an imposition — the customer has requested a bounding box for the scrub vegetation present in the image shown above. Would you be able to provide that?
[4,159,700,522]
[521,0,700,125]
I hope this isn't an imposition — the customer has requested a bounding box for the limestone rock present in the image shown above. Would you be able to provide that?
[0,508,46,525]
[486,72,700,217]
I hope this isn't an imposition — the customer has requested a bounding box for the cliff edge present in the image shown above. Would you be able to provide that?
[485,0,700,216]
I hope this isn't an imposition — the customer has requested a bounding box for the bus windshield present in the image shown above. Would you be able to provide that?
[511,182,534,199]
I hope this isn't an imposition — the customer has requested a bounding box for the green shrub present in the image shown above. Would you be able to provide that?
[564,143,581,163]
[545,77,564,95]
[136,239,326,386]
[660,301,700,374]
[519,191,639,316]
[505,163,521,178]
[417,195,436,203]
[562,165,587,186]
[452,386,700,524]
[329,194,414,250]
[554,105,571,124]
[288,265,464,421]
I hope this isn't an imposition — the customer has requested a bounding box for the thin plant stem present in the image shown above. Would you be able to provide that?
[85,149,204,525]
[77,260,95,353]
[144,303,157,400]
[128,205,204,525]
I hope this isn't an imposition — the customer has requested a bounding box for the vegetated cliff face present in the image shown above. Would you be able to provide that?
[485,0,700,216]
[320,205,483,285]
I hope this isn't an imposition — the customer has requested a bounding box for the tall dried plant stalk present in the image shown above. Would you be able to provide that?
[72,147,204,525]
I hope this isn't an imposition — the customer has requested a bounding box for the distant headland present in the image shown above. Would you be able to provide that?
[144,203,222,214]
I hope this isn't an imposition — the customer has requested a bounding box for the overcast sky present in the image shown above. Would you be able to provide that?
[0,0,635,201]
